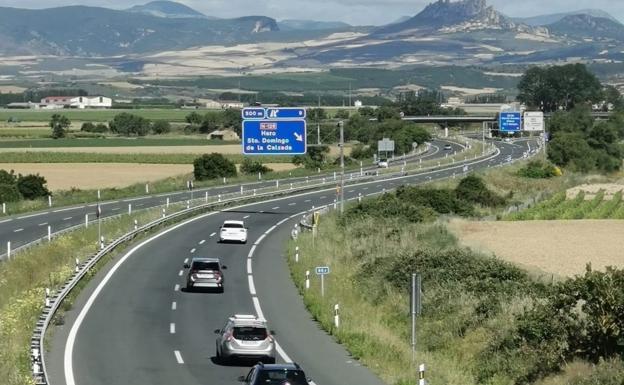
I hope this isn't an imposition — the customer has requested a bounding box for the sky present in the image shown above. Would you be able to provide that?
[0,0,623,26]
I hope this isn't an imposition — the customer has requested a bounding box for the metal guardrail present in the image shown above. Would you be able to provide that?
[28,142,502,385]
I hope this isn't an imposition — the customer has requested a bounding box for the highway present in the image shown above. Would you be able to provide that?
[43,139,535,385]
[0,139,457,260]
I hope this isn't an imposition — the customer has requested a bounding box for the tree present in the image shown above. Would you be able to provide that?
[358,106,376,118]
[308,108,327,122]
[193,153,237,180]
[81,122,108,133]
[0,183,21,202]
[292,145,330,170]
[517,64,603,112]
[109,113,151,136]
[221,108,242,136]
[455,174,505,206]
[335,109,350,119]
[199,112,220,134]
[185,112,203,125]
[0,169,17,185]
[151,120,171,134]
[17,174,50,200]
[376,105,400,122]
[50,114,70,139]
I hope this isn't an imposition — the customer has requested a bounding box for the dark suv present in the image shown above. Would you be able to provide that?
[184,257,227,292]
[238,362,310,385]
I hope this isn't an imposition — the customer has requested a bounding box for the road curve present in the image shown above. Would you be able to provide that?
[46,140,533,385]
[0,139,458,260]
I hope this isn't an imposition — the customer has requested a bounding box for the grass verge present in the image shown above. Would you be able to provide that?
[0,200,190,385]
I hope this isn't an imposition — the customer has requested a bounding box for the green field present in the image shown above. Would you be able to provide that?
[0,137,238,148]
[0,108,192,122]
[506,190,624,220]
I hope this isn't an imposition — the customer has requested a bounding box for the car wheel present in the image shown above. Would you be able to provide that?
[186,284,193,292]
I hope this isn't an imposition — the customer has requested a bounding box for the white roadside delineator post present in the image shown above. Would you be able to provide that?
[75,258,80,273]
[295,246,299,263]
[100,236,105,250]
[162,208,166,218]
[85,213,89,228]
[186,200,190,209]
[2,202,5,214]
[47,225,51,241]
[44,288,50,308]
[48,195,52,207]
[305,270,310,290]
[134,219,138,231]
[334,304,340,328]
[240,185,244,194]
[205,191,208,202]
[145,183,149,194]
[128,204,132,215]
[166,197,170,208]
[6,241,10,260]
[419,364,426,385]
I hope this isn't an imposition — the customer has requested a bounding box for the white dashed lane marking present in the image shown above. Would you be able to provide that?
[209,232,216,237]
[174,284,180,292]
[190,248,196,253]
[170,323,176,334]
[171,302,177,311]
[174,350,184,364]
[63,217,73,221]
[243,215,250,219]
[199,239,206,245]
[178,270,184,277]
[272,206,280,210]
[38,222,48,226]
[13,228,23,233]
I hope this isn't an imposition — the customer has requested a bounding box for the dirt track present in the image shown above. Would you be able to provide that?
[448,219,624,277]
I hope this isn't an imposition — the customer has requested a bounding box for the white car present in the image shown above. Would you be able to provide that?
[377,160,389,168]
[219,220,248,244]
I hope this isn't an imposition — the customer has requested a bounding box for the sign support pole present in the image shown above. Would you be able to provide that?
[339,121,345,214]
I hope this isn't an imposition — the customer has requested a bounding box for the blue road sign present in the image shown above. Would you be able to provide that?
[266,107,306,119]
[242,108,266,120]
[499,112,521,132]
[315,266,330,275]
[243,120,307,155]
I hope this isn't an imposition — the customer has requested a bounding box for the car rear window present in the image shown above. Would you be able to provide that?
[258,370,307,385]
[223,223,244,228]
[192,261,219,270]
[233,326,267,341]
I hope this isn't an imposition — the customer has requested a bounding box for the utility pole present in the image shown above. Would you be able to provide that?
[339,121,345,214]
[348,82,352,108]
[317,95,321,145]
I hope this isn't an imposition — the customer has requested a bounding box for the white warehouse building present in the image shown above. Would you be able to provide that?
[40,96,112,109]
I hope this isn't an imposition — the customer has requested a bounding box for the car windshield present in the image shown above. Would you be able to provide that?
[192,262,219,271]
[233,326,267,341]
[257,370,308,385]
[223,223,244,228]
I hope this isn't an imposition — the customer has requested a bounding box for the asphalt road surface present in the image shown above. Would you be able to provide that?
[0,139,458,259]
[45,139,535,385]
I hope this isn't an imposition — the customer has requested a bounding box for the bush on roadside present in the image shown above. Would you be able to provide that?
[193,153,237,181]
[240,158,272,175]
[0,184,21,202]
[0,169,18,185]
[455,174,506,206]
[17,174,50,200]
[81,122,108,133]
[109,113,151,136]
[350,144,375,160]
[518,160,561,179]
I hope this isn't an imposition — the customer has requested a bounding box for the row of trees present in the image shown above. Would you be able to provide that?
[0,170,50,203]
[185,109,242,136]
[50,113,173,138]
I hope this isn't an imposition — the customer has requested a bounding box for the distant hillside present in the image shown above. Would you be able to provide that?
[548,14,624,41]
[374,0,538,36]
[126,1,210,19]
[278,19,351,31]
[515,9,619,26]
[0,5,278,56]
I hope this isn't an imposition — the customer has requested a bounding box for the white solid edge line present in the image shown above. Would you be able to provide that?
[276,342,293,364]
[174,350,184,364]
[252,297,265,321]
[17,212,47,219]
[247,259,252,275]
[253,234,266,245]
[63,150,506,385]
[248,275,256,295]
[53,207,78,213]
[0,218,13,224]
[247,245,257,259]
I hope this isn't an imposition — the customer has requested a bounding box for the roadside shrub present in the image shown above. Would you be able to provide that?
[569,359,624,385]
[193,153,237,181]
[344,193,438,223]
[350,144,375,159]
[0,169,17,185]
[455,174,505,206]
[0,183,21,202]
[80,122,108,133]
[17,174,50,200]
[109,113,151,136]
[395,185,474,216]
[151,120,171,134]
[80,122,95,132]
[240,158,272,175]
[518,160,561,178]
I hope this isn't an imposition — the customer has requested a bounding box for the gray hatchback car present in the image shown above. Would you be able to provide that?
[215,314,276,363]
[184,258,227,292]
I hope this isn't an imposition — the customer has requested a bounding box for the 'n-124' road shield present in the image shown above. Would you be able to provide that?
[243,120,307,155]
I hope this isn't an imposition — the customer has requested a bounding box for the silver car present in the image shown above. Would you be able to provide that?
[214,314,276,363]
[184,258,227,292]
